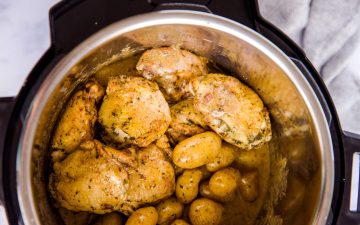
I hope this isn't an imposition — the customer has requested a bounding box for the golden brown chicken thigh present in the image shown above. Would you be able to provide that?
[98,76,171,147]
[191,73,271,150]
[49,140,133,214]
[51,80,104,162]
[49,140,175,215]
[127,144,175,205]
[167,98,208,143]
[136,46,208,102]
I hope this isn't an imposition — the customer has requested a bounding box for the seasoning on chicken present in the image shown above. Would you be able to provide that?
[167,98,209,144]
[49,140,175,215]
[98,76,171,147]
[191,73,271,150]
[136,46,208,102]
[51,80,104,162]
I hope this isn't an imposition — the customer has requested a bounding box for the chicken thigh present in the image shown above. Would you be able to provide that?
[98,76,171,147]
[127,144,175,205]
[49,140,175,215]
[136,46,208,102]
[191,73,271,150]
[51,80,104,162]
[167,98,208,143]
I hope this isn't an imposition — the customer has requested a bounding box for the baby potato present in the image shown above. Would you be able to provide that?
[199,181,230,203]
[209,168,241,201]
[125,207,158,225]
[189,198,223,225]
[239,171,259,202]
[176,169,203,203]
[173,132,222,169]
[206,142,237,172]
[156,197,183,225]
[171,219,190,225]
[93,212,123,225]
[199,181,212,198]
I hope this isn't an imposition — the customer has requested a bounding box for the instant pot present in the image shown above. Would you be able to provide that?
[0,0,360,224]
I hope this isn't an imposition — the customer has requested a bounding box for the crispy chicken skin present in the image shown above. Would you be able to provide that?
[49,140,175,215]
[167,98,208,143]
[51,80,104,162]
[98,76,171,147]
[136,46,208,102]
[191,73,271,150]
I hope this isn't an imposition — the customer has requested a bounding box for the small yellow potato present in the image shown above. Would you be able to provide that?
[173,132,222,169]
[199,181,212,198]
[176,169,203,203]
[93,212,123,225]
[199,181,234,203]
[239,171,259,202]
[189,198,223,225]
[170,219,190,225]
[206,143,237,172]
[209,168,241,201]
[125,207,158,225]
[156,197,184,225]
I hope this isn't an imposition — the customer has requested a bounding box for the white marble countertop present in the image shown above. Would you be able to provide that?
[0,0,359,224]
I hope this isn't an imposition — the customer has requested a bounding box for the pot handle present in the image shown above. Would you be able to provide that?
[49,0,262,54]
[150,0,257,29]
[0,97,15,223]
[337,131,360,225]
[49,0,154,53]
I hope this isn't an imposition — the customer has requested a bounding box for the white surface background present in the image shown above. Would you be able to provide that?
[0,0,360,224]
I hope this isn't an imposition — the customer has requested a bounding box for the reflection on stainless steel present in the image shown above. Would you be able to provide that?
[15,10,333,225]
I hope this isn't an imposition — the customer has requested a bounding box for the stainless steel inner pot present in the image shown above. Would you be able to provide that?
[16,10,334,225]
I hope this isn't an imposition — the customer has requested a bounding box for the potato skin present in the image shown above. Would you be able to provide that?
[189,198,223,225]
[176,169,203,203]
[173,132,222,169]
[199,181,227,203]
[239,171,259,202]
[170,219,190,225]
[93,212,123,225]
[125,207,158,225]
[206,142,237,172]
[199,181,213,198]
[209,168,241,201]
[156,197,184,225]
